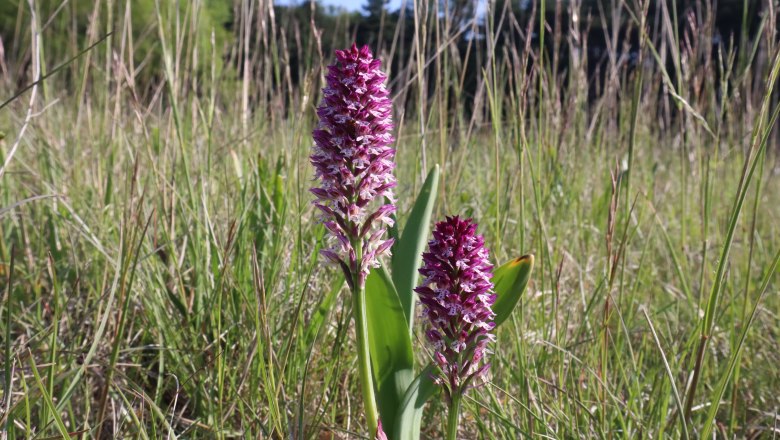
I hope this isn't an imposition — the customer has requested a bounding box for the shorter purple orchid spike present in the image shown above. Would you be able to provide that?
[415,216,496,401]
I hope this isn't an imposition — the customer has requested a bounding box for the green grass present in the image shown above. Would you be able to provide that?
[1,0,780,438]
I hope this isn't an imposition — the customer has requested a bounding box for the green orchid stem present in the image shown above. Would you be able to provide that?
[446,393,462,440]
[353,279,379,436]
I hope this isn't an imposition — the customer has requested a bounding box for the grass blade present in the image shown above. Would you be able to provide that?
[27,350,70,439]
[701,247,780,439]
[684,47,780,421]
[641,307,689,440]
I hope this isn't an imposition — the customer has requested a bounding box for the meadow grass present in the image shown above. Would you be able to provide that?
[1,0,780,438]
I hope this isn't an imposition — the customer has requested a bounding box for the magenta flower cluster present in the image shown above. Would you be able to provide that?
[311,44,396,287]
[415,216,496,400]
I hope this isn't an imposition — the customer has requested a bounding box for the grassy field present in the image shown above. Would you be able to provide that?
[2,0,780,438]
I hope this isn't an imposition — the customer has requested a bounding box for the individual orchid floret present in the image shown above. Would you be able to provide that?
[415,216,496,402]
[310,43,396,287]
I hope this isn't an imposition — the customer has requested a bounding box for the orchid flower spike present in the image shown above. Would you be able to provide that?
[311,44,396,288]
[415,216,497,402]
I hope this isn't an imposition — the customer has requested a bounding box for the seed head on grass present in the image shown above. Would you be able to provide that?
[311,44,396,287]
[415,216,496,402]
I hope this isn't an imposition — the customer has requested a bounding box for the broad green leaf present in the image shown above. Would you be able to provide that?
[394,365,438,440]
[492,254,534,327]
[392,165,440,332]
[366,266,415,439]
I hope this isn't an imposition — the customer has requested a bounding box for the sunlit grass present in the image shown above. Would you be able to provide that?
[1,0,780,438]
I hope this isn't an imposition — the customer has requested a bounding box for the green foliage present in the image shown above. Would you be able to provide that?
[2,0,780,438]
[394,365,438,440]
[391,165,440,332]
[366,266,415,440]
[365,165,440,438]
[0,0,232,87]
[492,254,534,327]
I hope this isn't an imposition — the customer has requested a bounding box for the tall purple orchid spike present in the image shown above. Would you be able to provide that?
[311,44,396,288]
[415,216,496,403]
[310,44,395,436]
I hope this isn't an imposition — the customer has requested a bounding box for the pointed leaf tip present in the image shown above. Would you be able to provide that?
[492,254,534,327]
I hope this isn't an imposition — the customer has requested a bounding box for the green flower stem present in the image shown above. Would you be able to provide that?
[446,393,462,440]
[351,237,379,436]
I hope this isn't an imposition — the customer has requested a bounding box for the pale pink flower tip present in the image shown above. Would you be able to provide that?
[375,421,388,440]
